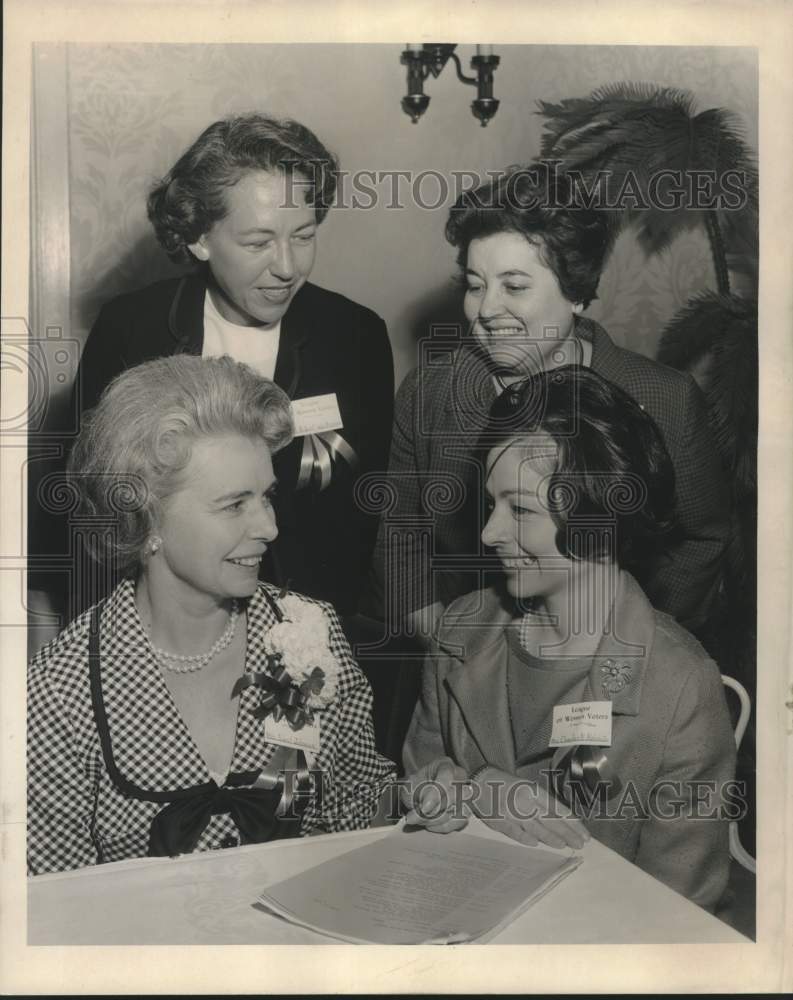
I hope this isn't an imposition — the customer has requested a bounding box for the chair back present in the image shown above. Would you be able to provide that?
[722,675,755,874]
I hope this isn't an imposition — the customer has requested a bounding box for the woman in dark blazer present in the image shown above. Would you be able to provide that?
[70,113,393,618]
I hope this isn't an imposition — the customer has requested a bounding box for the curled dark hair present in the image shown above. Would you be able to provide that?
[147,113,339,262]
[445,161,610,307]
[480,366,678,570]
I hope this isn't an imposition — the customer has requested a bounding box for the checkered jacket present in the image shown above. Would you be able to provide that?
[369,317,730,632]
[27,580,396,875]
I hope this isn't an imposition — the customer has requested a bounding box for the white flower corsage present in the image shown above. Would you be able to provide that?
[232,590,341,729]
[262,594,339,709]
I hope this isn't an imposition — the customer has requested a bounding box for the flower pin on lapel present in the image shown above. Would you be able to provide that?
[600,658,633,697]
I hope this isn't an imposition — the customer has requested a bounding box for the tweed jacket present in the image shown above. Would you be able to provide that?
[369,316,730,633]
[27,579,396,875]
[58,272,393,616]
[403,573,736,910]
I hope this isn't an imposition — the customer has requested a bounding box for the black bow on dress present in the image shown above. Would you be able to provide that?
[148,783,295,857]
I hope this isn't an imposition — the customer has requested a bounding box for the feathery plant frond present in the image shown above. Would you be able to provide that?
[656,291,733,371]
[539,82,758,705]
[537,83,758,283]
[658,291,757,496]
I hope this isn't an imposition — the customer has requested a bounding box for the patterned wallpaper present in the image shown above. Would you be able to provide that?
[65,43,758,386]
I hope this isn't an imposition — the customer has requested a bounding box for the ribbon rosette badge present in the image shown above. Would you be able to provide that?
[298,430,358,492]
[233,594,340,730]
[552,743,624,809]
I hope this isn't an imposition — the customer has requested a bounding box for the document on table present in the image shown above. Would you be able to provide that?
[255,829,582,944]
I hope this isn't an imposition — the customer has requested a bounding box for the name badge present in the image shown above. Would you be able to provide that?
[291,394,343,436]
[549,700,612,747]
[264,715,321,756]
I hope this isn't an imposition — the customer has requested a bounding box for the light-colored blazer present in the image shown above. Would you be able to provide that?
[403,572,736,911]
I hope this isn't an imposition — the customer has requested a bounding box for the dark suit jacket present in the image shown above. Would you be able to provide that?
[67,271,394,615]
[369,316,730,633]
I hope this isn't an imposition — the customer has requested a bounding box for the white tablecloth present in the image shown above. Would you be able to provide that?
[28,818,748,945]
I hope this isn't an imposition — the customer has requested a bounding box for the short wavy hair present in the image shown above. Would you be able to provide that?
[68,355,294,573]
[445,161,610,307]
[480,366,678,570]
[147,113,339,263]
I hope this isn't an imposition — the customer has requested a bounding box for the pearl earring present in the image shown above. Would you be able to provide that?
[150,536,162,554]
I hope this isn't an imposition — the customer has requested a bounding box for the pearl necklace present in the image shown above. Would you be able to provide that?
[149,601,240,673]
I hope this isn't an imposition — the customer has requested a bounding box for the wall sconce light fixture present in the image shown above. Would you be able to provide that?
[400,44,501,127]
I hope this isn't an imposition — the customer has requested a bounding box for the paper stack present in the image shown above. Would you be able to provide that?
[256,827,582,944]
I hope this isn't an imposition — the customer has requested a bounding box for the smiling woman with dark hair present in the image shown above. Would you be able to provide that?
[481,362,679,573]
[370,160,730,640]
[445,162,608,309]
[402,366,735,912]
[146,114,339,263]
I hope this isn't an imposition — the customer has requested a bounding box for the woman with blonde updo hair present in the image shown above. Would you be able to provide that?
[28,355,394,875]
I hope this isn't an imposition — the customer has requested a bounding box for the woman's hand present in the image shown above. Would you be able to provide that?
[472,766,589,850]
[401,756,470,834]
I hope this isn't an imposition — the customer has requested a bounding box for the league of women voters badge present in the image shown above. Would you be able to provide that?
[290,393,344,436]
[265,714,321,758]
[549,701,613,747]
[290,393,358,491]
